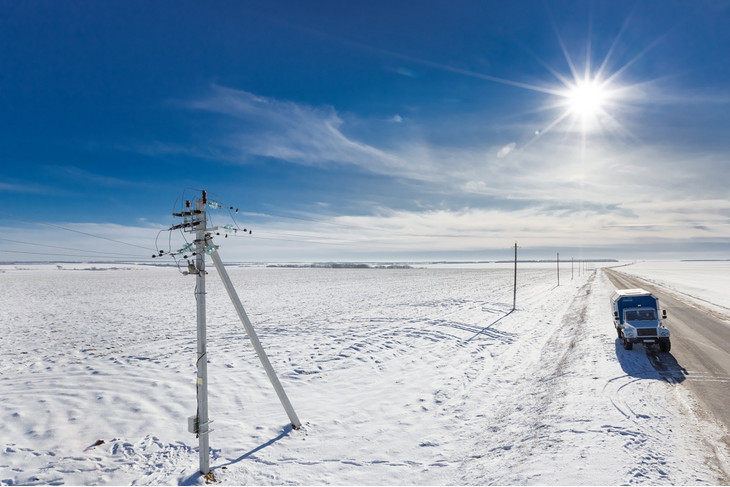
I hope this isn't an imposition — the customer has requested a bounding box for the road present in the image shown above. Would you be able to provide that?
[604,268,730,431]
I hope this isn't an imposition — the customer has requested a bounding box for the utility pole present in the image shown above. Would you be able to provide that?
[193,194,211,475]
[170,190,301,475]
[513,241,518,311]
[557,252,560,287]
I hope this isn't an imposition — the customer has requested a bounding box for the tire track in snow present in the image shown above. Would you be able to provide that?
[449,273,600,484]
[456,269,723,485]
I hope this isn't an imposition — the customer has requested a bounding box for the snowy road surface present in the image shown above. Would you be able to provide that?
[605,267,730,432]
[1,263,729,485]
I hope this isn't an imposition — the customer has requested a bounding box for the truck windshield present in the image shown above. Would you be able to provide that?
[625,310,657,321]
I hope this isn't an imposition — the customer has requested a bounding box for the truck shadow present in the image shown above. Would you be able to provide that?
[614,339,688,384]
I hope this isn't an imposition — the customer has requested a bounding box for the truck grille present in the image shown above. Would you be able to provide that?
[636,328,657,337]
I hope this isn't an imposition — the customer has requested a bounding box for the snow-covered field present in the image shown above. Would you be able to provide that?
[1,262,728,485]
[613,260,730,315]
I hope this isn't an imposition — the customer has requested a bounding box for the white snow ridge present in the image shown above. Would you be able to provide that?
[1,262,728,485]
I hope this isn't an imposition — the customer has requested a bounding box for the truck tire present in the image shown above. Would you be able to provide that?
[659,339,671,353]
[622,338,633,350]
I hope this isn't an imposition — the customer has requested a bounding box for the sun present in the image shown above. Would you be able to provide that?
[524,71,621,139]
[566,78,609,119]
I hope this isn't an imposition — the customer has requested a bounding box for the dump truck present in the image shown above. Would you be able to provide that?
[611,288,670,352]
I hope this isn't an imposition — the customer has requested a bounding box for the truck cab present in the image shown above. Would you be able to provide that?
[611,288,671,352]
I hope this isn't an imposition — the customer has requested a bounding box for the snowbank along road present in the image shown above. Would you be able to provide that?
[1,263,729,485]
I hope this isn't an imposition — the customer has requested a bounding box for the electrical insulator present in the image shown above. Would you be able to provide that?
[177,243,193,254]
[208,200,221,210]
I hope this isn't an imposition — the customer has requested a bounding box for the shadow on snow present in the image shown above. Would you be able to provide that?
[614,339,688,384]
[462,309,516,344]
[181,424,293,485]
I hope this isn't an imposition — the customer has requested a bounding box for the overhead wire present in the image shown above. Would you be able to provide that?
[0,237,151,259]
[222,205,481,245]
[0,249,157,260]
[230,232,355,246]
[171,189,473,249]
[1,189,486,263]
[239,208,372,231]
[0,209,158,252]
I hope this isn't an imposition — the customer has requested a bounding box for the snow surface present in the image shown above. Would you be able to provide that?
[612,260,730,315]
[1,262,729,485]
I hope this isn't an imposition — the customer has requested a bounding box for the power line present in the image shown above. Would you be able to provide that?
[230,232,354,246]
[0,249,155,260]
[236,206,413,235]
[230,209,503,243]
[171,190,509,250]
[0,210,158,252]
[0,237,149,258]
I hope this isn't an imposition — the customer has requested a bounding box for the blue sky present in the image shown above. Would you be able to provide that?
[1,0,729,262]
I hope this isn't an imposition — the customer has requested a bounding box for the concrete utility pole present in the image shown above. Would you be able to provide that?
[513,241,518,311]
[172,190,301,475]
[193,194,211,474]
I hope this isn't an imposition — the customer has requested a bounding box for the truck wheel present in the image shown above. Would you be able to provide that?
[659,339,671,353]
[622,338,633,350]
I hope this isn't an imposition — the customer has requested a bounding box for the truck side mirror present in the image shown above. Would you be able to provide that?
[614,311,619,319]
[662,310,667,318]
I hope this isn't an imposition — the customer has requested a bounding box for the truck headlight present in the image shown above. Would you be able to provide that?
[624,327,637,338]
[658,328,670,338]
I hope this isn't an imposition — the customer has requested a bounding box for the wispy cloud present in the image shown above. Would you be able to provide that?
[0,180,57,194]
[175,85,730,259]
[48,166,135,187]
[216,197,730,261]
[189,86,404,172]
[185,86,577,192]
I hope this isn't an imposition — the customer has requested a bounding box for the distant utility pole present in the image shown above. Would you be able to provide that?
[571,257,574,280]
[171,190,301,475]
[557,252,560,287]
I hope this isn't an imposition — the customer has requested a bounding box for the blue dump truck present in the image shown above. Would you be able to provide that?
[611,288,671,352]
